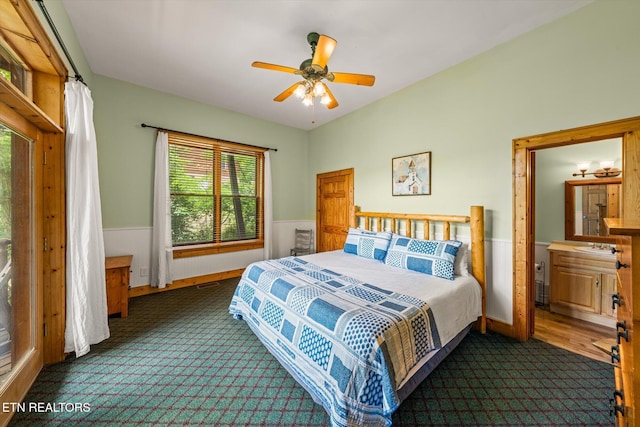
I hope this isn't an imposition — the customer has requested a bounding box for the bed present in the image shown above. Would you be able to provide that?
[229,206,486,427]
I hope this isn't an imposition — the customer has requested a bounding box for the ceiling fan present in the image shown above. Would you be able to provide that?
[252,32,375,109]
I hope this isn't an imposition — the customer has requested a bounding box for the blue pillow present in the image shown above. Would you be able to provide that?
[343,228,392,261]
[384,236,462,280]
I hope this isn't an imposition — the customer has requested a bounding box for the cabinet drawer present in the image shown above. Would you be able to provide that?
[619,337,634,424]
[553,253,616,272]
[615,237,633,324]
[613,366,626,426]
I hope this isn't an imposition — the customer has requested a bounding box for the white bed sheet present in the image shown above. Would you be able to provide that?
[298,250,482,354]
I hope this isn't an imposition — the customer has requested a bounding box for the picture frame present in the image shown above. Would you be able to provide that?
[392,151,431,196]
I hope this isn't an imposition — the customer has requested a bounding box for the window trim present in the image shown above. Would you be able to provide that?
[167,131,265,258]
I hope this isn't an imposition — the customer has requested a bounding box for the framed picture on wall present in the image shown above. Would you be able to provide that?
[392,151,431,196]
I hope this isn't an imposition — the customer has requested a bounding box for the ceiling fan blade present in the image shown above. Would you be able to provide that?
[331,72,375,86]
[321,83,339,109]
[252,61,298,74]
[273,81,304,102]
[312,35,337,69]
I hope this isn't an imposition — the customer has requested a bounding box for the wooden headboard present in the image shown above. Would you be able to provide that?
[352,205,486,333]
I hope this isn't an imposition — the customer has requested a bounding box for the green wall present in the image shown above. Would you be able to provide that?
[90,76,309,228]
[35,1,311,229]
[39,0,640,238]
[308,0,640,241]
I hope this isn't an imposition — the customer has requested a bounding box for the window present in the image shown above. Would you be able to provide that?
[0,44,27,94]
[0,122,35,388]
[167,132,265,256]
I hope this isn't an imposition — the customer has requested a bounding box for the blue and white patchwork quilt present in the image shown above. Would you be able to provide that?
[229,256,442,427]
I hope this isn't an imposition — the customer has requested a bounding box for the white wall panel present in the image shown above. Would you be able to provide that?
[485,239,513,324]
[104,225,515,326]
[104,220,315,288]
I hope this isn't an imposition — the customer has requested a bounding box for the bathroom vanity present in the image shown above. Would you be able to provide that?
[547,241,617,328]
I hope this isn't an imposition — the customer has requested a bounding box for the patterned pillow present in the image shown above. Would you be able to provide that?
[343,228,392,261]
[454,243,471,277]
[384,235,462,280]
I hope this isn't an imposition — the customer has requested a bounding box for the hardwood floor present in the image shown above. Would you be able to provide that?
[533,307,614,364]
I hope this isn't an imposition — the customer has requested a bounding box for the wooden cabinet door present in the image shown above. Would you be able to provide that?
[316,168,354,252]
[601,272,618,319]
[550,266,599,314]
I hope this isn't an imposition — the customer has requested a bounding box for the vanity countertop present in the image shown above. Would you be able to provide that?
[547,240,616,258]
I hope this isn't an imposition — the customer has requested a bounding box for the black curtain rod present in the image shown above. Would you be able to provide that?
[35,0,86,85]
[141,124,277,152]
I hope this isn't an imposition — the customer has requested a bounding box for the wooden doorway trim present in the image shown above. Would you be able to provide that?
[512,116,640,342]
[316,168,355,252]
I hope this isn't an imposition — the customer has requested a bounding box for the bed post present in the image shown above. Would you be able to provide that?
[470,205,486,334]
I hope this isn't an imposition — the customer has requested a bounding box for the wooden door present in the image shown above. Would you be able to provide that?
[316,168,354,252]
[581,184,608,236]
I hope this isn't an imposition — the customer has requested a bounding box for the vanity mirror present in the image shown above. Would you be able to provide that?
[565,177,622,243]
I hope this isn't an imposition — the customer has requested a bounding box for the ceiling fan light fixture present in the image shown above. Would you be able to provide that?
[313,81,325,97]
[320,94,331,105]
[302,94,313,106]
[294,83,306,98]
[252,32,375,111]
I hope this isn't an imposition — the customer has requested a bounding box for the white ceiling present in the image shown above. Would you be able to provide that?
[61,0,592,131]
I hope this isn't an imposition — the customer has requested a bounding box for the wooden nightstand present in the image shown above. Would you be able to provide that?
[105,255,132,318]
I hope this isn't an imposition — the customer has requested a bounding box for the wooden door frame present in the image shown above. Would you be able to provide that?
[316,168,355,252]
[512,116,640,342]
[0,1,67,424]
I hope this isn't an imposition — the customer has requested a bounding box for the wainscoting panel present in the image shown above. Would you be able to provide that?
[271,220,316,259]
[103,227,153,288]
[485,238,513,325]
[104,224,515,328]
[104,221,316,288]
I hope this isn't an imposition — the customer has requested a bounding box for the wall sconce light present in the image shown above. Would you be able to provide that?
[572,160,621,178]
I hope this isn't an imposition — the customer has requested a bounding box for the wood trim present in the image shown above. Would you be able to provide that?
[172,240,264,259]
[0,0,67,423]
[0,348,41,425]
[128,269,244,298]
[622,129,640,221]
[564,177,622,244]
[42,132,65,365]
[470,205,486,333]
[486,317,515,337]
[31,71,65,127]
[0,102,40,141]
[2,0,68,76]
[0,77,63,133]
[512,115,640,342]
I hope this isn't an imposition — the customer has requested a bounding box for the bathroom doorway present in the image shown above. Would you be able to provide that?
[512,116,640,344]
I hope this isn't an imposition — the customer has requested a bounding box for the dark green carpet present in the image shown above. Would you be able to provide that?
[9,278,614,426]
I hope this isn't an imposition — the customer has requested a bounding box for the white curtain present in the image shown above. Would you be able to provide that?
[263,151,273,260]
[64,81,109,357]
[151,131,173,288]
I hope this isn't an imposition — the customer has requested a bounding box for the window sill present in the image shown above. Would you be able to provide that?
[172,240,264,259]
